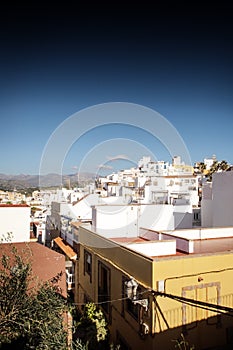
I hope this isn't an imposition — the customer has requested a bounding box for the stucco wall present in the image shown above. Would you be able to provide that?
[0,205,30,242]
[212,172,233,227]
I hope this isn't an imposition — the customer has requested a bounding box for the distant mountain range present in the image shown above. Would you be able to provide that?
[0,172,96,191]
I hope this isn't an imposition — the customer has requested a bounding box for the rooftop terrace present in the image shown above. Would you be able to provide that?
[109,227,233,259]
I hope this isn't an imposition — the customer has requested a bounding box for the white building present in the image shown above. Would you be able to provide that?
[97,156,199,207]
[46,156,200,247]
[141,175,199,207]
[92,202,193,237]
[203,155,216,170]
[32,219,46,244]
[0,204,31,243]
[201,171,233,227]
[49,194,126,246]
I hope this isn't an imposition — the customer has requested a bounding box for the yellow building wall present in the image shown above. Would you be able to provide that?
[76,227,156,349]
[76,227,233,349]
[75,243,153,349]
[75,246,96,305]
[152,252,233,349]
[79,227,153,288]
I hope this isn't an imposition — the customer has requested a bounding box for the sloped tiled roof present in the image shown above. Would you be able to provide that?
[0,242,67,298]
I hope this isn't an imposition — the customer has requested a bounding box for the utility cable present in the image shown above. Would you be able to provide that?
[153,290,233,317]
[72,296,129,306]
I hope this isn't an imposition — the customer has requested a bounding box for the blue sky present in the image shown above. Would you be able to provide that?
[0,3,233,175]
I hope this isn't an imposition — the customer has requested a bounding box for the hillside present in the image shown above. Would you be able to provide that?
[0,172,96,191]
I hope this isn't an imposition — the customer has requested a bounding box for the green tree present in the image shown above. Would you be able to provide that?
[74,302,109,350]
[172,333,195,349]
[0,243,119,350]
[197,162,206,174]
[218,160,229,171]
[0,247,68,349]
[207,160,230,181]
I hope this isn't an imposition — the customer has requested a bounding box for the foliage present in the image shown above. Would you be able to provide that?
[0,247,68,350]
[82,303,108,342]
[31,206,41,215]
[0,239,120,350]
[0,232,14,243]
[74,302,109,350]
[72,338,89,350]
[196,162,206,174]
[172,333,195,350]
[207,160,230,181]
[71,339,120,350]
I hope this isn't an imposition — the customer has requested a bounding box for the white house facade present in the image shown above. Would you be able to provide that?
[0,204,31,243]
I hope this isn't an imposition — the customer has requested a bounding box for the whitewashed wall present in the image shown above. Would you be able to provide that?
[212,172,233,227]
[0,205,30,242]
[92,203,192,238]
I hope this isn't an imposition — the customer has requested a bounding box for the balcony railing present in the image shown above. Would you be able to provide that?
[66,269,75,291]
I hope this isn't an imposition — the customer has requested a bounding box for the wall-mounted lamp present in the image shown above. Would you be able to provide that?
[125,278,138,300]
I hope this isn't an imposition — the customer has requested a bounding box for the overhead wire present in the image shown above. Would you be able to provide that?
[164,267,233,291]
[72,245,233,316]
[152,290,233,317]
[72,296,129,306]
[72,288,233,317]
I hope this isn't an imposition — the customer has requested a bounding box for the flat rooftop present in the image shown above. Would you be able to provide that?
[160,227,233,240]
[109,227,233,259]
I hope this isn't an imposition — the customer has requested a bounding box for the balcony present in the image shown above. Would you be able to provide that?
[66,269,75,291]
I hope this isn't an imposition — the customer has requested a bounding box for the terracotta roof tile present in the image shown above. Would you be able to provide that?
[0,242,67,298]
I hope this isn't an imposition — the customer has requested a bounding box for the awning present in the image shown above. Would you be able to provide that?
[53,237,77,260]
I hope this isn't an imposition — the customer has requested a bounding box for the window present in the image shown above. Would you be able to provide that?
[84,250,92,282]
[127,299,140,321]
[182,282,220,330]
[98,262,111,314]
